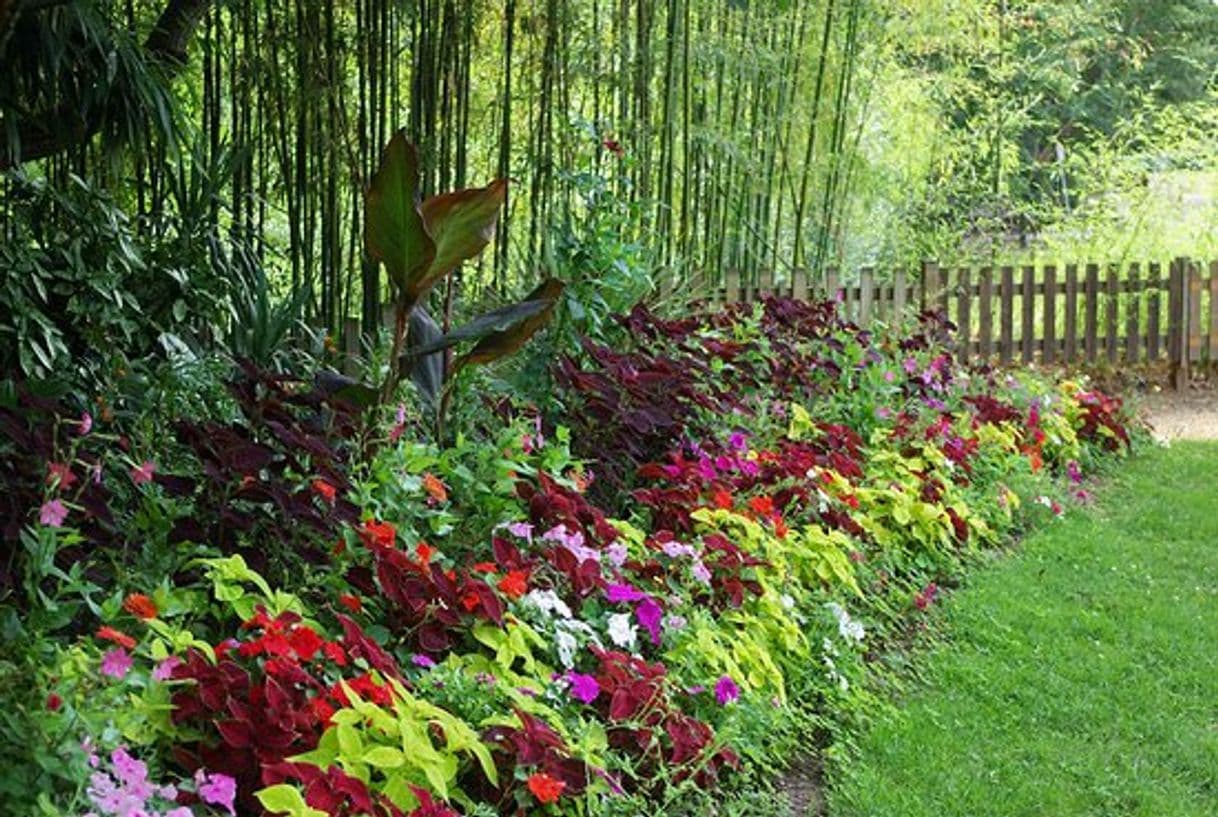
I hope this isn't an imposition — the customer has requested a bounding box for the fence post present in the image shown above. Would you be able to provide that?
[724,269,741,305]
[920,260,938,312]
[1169,257,1189,390]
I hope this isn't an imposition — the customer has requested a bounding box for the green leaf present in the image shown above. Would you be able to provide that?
[256,784,325,817]
[364,130,435,308]
[363,746,406,768]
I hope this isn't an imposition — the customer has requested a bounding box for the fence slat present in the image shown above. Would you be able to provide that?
[1188,261,1203,363]
[792,268,808,301]
[1043,265,1057,364]
[1106,264,1119,364]
[859,267,875,326]
[1084,263,1100,363]
[893,270,907,320]
[1209,261,1218,363]
[999,266,1014,364]
[725,270,740,305]
[1126,264,1139,363]
[759,267,775,300]
[979,267,994,360]
[957,267,971,357]
[825,267,840,305]
[920,261,937,312]
[1064,264,1078,363]
[1147,262,1162,360]
[1168,259,1185,388]
[1021,266,1035,363]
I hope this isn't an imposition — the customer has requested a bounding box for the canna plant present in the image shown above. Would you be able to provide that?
[364,130,563,437]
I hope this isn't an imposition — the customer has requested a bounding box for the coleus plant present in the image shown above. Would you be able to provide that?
[364,130,563,436]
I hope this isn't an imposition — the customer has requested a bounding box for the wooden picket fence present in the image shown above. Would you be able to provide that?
[716,260,1218,386]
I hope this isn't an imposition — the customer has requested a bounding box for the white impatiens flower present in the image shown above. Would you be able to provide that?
[555,629,579,668]
[826,602,865,643]
[524,589,572,620]
[606,613,637,649]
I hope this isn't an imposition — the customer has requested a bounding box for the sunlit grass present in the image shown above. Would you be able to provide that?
[829,441,1218,816]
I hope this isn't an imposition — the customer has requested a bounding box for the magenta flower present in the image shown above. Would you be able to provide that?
[636,597,664,645]
[100,648,133,680]
[152,656,182,682]
[79,411,93,435]
[728,431,748,451]
[566,672,600,704]
[714,675,740,705]
[411,654,436,669]
[39,499,68,528]
[1066,460,1083,484]
[196,769,237,815]
[110,746,148,789]
[605,583,646,603]
[129,461,156,485]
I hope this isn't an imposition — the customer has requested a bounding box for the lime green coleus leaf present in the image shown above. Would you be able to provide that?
[256,784,327,817]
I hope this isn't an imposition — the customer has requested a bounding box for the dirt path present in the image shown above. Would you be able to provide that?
[1138,386,1218,442]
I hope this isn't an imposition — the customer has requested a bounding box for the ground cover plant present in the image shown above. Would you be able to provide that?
[0,290,1140,817]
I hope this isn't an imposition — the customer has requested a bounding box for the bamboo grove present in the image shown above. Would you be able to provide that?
[0,0,871,334]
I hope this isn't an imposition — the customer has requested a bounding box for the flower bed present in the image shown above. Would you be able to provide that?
[1,298,1136,816]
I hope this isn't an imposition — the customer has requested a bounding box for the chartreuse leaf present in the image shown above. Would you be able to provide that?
[363,746,406,769]
[256,784,326,817]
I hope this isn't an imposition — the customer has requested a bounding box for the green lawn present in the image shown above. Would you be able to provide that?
[829,441,1218,817]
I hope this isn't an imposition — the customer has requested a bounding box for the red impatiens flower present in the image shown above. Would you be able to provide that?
[748,495,775,517]
[527,772,566,804]
[416,542,436,565]
[602,138,625,158]
[46,462,77,490]
[96,626,137,650]
[712,489,734,510]
[497,569,529,600]
[338,593,363,613]
[311,478,337,505]
[46,692,63,711]
[360,519,397,550]
[421,472,448,504]
[914,582,939,611]
[122,593,158,620]
[473,562,498,574]
[287,626,324,661]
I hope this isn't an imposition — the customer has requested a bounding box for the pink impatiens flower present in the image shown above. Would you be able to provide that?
[39,499,69,528]
[100,648,133,680]
[79,411,93,435]
[196,769,237,815]
[636,597,664,645]
[565,671,600,704]
[714,675,740,705]
[152,656,182,682]
[129,461,156,485]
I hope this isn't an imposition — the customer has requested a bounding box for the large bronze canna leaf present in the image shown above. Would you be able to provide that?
[453,278,564,371]
[411,179,507,303]
[364,130,435,306]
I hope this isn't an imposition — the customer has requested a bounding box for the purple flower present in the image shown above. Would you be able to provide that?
[739,460,760,478]
[505,521,534,542]
[152,656,181,682]
[100,648,132,680]
[636,597,664,645]
[1066,460,1083,485]
[605,541,628,567]
[196,770,237,815]
[39,499,68,528]
[660,540,695,559]
[695,456,717,481]
[110,747,149,790]
[411,654,436,669]
[923,397,947,411]
[566,672,600,704]
[903,357,919,375]
[728,431,748,451]
[714,675,740,705]
[605,583,646,603]
[883,370,895,383]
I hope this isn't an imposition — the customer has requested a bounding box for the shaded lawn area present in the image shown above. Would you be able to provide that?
[829,441,1218,816]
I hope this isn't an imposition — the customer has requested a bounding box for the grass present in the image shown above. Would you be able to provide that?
[828,441,1218,816]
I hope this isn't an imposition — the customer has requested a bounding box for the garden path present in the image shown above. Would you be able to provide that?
[1140,387,1218,441]
[826,441,1218,816]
